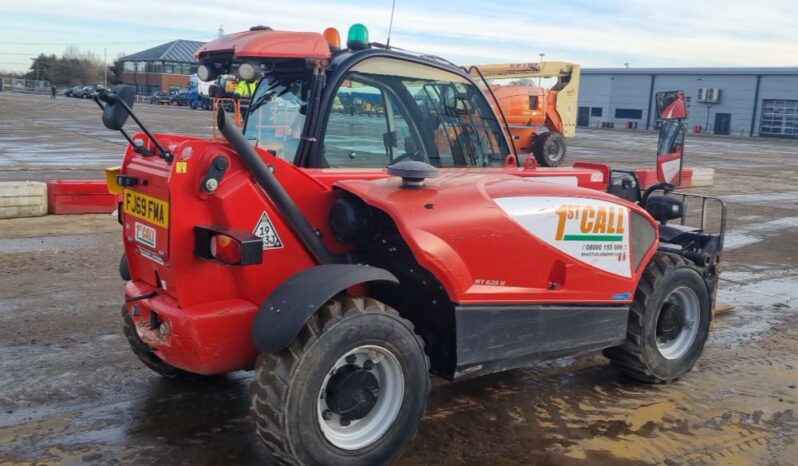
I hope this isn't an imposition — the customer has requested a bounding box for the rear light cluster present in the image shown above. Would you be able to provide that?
[194,226,263,266]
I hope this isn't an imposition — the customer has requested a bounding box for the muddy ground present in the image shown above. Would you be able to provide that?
[1,92,797,465]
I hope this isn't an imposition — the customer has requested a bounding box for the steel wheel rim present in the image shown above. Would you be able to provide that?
[656,287,700,360]
[546,138,564,162]
[317,345,404,450]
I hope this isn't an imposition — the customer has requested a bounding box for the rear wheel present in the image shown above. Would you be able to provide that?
[122,308,204,381]
[252,297,430,466]
[604,253,711,383]
[532,132,566,167]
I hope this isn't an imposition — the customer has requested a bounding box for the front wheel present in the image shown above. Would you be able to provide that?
[252,297,430,466]
[532,132,566,167]
[604,253,712,383]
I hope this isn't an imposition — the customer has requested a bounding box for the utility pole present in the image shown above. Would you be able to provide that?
[31,57,39,84]
[538,53,545,86]
[104,48,108,87]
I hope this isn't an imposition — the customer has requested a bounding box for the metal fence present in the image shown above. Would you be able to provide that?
[0,78,52,93]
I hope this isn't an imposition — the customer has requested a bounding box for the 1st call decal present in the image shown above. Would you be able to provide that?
[494,196,632,277]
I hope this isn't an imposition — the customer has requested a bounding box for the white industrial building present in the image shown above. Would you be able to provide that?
[578,67,798,138]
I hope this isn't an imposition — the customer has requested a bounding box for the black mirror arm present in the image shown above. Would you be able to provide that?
[95,92,173,163]
[93,95,142,153]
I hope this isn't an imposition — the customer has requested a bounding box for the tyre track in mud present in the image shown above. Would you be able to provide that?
[397,267,798,465]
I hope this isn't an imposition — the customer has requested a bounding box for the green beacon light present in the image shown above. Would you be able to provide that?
[347,24,370,50]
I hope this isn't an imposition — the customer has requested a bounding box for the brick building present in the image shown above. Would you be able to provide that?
[120,40,205,96]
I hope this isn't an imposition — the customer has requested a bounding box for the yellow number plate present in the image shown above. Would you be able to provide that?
[123,190,169,228]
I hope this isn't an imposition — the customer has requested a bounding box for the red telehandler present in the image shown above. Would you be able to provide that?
[96,24,725,465]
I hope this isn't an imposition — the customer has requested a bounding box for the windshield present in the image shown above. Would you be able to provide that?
[320,57,509,169]
[244,76,310,161]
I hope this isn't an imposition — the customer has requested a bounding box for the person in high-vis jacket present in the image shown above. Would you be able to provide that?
[234,79,258,119]
[234,79,257,98]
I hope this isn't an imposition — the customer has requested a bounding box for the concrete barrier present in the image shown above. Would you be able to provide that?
[47,180,117,214]
[0,181,48,219]
[633,168,713,189]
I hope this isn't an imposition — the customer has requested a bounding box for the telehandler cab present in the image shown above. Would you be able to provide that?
[97,25,725,466]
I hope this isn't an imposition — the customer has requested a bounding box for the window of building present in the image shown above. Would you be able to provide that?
[591,107,603,117]
[615,108,643,119]
[760,99,798,138]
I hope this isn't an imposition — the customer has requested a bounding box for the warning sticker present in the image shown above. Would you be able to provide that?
[253,212,283,250]
[494,196,631,277]
[139,246,164,265]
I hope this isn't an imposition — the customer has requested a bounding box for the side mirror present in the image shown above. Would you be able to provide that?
[101,84,136,131]
[655,90,686,120]
[442,85,457,110]
[656,120,685,186]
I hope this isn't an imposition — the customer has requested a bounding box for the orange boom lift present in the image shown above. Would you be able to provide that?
[474,62,581,167]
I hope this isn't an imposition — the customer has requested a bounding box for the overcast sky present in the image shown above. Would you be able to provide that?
[2,0,797,73]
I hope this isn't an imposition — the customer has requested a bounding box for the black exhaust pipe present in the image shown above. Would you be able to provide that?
[216,108,333,264]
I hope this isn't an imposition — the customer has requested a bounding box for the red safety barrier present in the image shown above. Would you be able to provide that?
[47,180,117,214]
[634,169,695,189]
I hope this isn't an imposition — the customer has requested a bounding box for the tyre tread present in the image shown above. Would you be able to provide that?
[251,296,430,465]
[603,252,694,383]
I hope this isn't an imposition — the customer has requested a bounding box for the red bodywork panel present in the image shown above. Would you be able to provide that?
[336,174,658,305]
[119,135,643,374]
[196,30,331,60]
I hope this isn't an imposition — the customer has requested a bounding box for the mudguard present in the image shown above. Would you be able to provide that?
[252,264,398,352]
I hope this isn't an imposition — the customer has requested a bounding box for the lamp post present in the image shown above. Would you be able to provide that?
[538,53,545,86]
[30,57,39,88]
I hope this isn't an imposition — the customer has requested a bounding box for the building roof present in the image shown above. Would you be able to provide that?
[120,40,205,63]
[583,67,798,76]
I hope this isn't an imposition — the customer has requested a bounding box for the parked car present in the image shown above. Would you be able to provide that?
[149,91,171,105]
[72,86,95,99]
[63,86,78,97]
[169,88,190,106]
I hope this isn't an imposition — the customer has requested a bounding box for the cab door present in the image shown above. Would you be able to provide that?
[311,55,511,169]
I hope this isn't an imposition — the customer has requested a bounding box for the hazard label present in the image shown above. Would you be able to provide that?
[253,212,283,250]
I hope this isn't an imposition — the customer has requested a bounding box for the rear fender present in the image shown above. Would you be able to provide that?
[252,264,398,352]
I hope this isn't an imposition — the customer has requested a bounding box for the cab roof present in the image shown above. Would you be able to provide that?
[196,28,331,61]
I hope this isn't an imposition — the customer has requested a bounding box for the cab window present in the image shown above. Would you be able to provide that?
[319,57,509,168]
[244,77,309,161]
[324,80,415,168]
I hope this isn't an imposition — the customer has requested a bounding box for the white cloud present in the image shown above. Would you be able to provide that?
[2,0,797,72]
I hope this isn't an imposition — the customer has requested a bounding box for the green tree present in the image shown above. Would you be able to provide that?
[108,56,125,85]
[24,53,58,82]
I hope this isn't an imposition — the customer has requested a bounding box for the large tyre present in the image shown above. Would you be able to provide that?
[119,253,130,281]
[532,132,566,167]
[604,253,711,383]
[122,308,204,381]
[252,296,430,466]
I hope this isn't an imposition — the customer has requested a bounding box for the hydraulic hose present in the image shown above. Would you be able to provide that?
[216,108,333,264]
